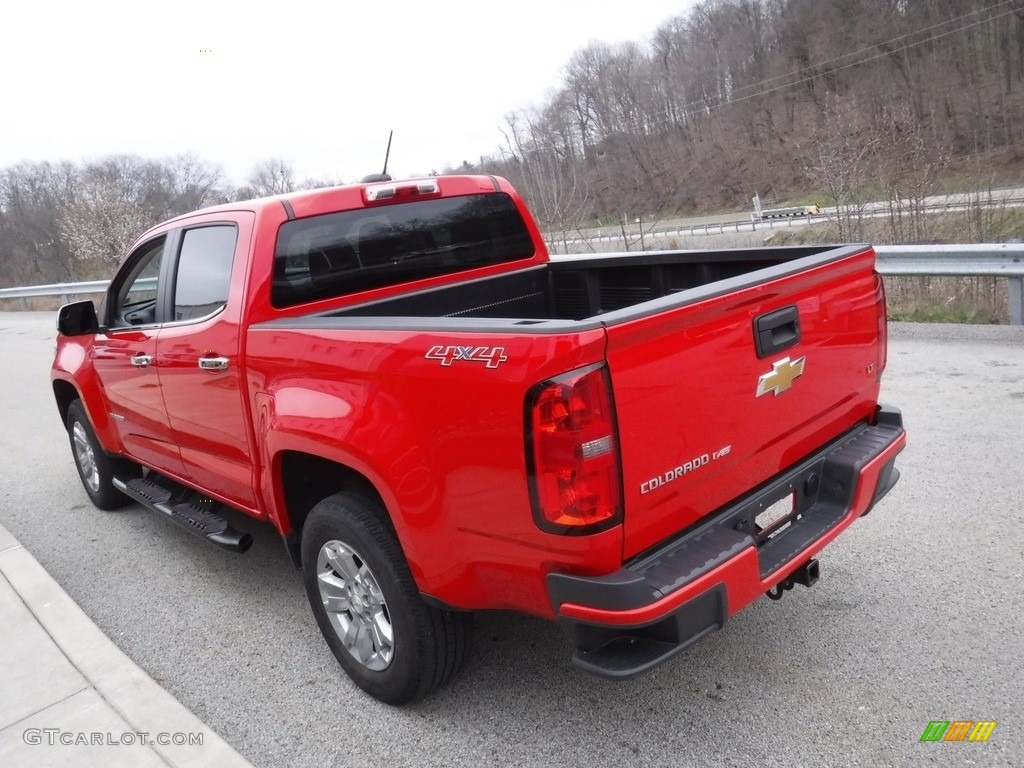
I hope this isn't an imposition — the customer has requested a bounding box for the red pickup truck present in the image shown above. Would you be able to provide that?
[51,175,905,704]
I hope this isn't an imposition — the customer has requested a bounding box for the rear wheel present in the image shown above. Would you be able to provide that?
[301,492,472,704]
[66,400,133,510]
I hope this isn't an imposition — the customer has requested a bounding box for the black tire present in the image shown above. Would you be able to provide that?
[66,400,134,511]
[301,492,472,704]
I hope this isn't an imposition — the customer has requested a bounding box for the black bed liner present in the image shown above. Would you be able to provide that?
[256,245,868,334]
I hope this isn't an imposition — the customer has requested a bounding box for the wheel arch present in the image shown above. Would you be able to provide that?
[275,450,406,571]
[51,372,123,455]
[52,379,80,426]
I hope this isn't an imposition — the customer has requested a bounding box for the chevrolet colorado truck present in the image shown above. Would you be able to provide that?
[51,175,905,704]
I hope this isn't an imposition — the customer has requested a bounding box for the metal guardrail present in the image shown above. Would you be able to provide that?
[873,243,1024,275]
[875,244,1024,325]
[0,279,111,301]
[0,277,156,305]
[2,246,1022,323]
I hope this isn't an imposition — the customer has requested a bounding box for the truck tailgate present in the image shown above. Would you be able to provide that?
[605,246,885,559]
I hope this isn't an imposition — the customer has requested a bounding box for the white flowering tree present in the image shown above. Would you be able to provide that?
[62,174,156,264]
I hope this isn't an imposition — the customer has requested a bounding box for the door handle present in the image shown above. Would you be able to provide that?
[131,354,153,367]
[198,356,230,371]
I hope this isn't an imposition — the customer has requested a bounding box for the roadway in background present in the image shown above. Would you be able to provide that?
[1,313,1022,767]
[565,186,1024,250]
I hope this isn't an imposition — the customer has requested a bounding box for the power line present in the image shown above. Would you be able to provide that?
[701,0,1016,104]
[712,8,1015,111]
[580,2,1019,137]
[501,3,1020,156]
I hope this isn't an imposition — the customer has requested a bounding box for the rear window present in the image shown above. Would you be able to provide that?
[272,193,535,308]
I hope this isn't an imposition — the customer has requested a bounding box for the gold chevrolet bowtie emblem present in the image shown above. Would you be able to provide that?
[756,356,806,397]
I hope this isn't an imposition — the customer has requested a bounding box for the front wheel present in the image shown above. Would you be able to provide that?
[66,400,133,510]
[301,492,472,704]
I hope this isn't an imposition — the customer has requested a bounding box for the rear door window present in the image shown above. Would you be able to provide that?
[172,225,238,322]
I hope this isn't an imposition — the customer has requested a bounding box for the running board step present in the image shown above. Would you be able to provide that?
[113,476,253,553]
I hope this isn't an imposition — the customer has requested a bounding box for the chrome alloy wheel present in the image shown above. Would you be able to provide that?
[72,421,100,493]
[316,540,394,671]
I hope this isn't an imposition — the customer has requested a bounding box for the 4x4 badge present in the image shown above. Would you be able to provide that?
[756,356,805,397]
[426,345,508,369]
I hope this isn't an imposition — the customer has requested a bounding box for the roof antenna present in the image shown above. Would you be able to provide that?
[360,131,394,183]
[382,130,393,176]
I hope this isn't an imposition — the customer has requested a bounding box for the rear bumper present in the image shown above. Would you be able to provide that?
[547,405,906,679]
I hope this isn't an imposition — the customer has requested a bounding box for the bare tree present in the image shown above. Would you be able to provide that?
[83,155,171,217]
[875,102,950,242]
[165,153,226,212]
[246,158,296,197]
[0,162,78,285]
[802,94,877,240]
[297,175,347,191]
[499,110,593,250]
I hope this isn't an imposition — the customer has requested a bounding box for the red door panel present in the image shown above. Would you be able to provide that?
[156,215,258,511]
[92,329,185,476]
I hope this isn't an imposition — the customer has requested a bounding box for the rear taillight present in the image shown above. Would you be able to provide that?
[525,364,622,534]
[874,271,888,375]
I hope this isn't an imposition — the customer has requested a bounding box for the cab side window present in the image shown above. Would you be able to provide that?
[173,225,238,322]
[110,237,165,327]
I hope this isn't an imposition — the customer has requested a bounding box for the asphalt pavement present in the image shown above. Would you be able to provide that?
[0,312,1021,767]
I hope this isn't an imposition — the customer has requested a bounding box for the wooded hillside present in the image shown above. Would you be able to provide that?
[471,0,1024,234]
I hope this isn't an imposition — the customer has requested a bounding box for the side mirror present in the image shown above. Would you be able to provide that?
[57,300,99,337]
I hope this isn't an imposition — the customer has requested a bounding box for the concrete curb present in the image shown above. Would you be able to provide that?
[0,521,253,768]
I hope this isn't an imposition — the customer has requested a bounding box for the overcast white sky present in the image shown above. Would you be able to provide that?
[2,0,694,186]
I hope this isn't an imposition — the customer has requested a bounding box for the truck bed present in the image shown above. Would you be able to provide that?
[311,245,864,327]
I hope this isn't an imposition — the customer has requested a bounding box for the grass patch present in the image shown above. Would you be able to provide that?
[764,206,1024,246]
[888,304,1003,324]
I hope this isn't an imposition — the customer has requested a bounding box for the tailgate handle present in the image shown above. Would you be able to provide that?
[754,305,800,358]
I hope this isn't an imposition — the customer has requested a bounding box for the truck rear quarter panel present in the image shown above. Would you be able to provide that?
[245,324,621,617]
